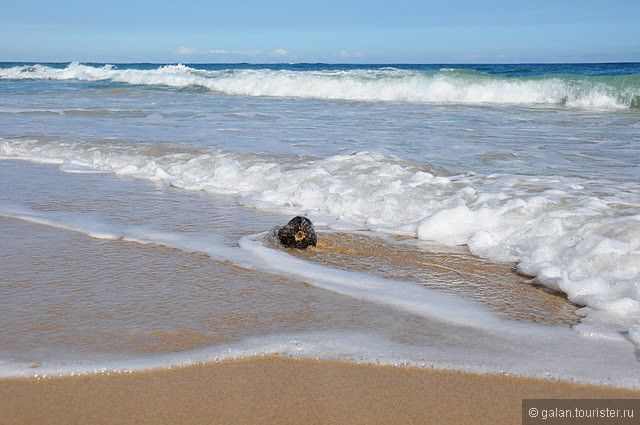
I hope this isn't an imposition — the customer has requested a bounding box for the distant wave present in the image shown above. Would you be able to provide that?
[2,62,639,109]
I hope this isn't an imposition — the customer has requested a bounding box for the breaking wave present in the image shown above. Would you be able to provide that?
[2,62,639,109]
[2,138,640,346]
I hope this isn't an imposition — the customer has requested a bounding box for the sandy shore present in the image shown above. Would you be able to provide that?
[1,357,637,425]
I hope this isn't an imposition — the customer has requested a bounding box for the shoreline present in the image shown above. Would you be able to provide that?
[2,357,637,425]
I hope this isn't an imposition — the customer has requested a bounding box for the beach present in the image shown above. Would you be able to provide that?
[2,357,638,425]
[1,62,640,422]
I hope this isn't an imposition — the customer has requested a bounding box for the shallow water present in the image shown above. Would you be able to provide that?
[1,62,639,388]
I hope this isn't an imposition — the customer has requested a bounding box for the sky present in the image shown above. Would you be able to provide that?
[1,0,639,63]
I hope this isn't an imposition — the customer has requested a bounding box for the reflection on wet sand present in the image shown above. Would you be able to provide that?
[291,232,579,326]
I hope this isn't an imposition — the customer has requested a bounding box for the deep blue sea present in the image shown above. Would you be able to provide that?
[1,62,639,388]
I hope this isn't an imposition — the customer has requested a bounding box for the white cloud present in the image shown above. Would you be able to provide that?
[209,49,228,54]
[271,48,289,56]
[176,46,198,55]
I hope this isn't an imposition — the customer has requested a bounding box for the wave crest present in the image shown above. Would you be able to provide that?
[2,63,639,109]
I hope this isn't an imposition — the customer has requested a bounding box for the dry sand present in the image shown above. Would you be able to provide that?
[1,357,637,425]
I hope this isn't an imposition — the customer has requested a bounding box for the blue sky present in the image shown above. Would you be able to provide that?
[1,0,639,63]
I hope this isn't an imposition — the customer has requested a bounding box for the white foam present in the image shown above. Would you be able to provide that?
[59,162,107,173]
[2,203,640,388]
[1,329,638,390]
[1,63,636,109]
[240,232,511,330]
[0,202,519,333]
[2,139,640,350]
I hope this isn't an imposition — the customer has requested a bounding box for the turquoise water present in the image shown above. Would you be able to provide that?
[2,62,639,108]
[1,62,639,387]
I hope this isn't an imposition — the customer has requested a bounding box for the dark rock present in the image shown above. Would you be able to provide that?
[277,216,317,249]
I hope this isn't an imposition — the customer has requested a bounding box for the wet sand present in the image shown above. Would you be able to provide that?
[1,357,637,425]
[296,232,579,326]
[1,214,582,363]
[2,194,631,424]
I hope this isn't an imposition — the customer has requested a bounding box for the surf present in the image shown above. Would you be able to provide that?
[1,139,640,348]
[2,62,639,109]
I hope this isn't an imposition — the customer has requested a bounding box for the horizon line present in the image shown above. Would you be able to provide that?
[1,60,640,66]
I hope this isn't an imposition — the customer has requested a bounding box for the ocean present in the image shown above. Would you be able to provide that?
[1,62,639,388]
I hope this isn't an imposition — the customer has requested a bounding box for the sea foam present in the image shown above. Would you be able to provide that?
[1,328,638,390]
[3,201,640,390]
[2,138,640,347]
[2,63,639,109]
